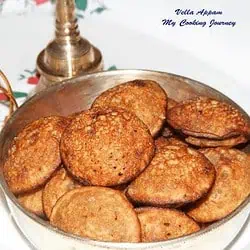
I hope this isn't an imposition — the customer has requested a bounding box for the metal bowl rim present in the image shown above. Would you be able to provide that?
[0,69,249,248]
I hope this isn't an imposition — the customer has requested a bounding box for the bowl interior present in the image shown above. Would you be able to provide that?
[0,69,249,247]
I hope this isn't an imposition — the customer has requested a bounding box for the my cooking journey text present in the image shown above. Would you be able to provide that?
[162,9,236,28]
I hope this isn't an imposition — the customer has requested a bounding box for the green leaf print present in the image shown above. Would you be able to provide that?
[91,6,107,14]
[24,69,36,75]
[13,92,28,99]
[18,74,26,80]
[75,0,88,11]
[107,65,117,71]
[76,13,85,19]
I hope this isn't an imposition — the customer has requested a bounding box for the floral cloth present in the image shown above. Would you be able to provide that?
[0,0,107,16]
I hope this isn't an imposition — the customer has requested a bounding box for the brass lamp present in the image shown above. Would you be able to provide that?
[36,0,103,91]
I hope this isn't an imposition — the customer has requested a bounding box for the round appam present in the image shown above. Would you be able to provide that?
[43,168,81,219]
[61,107,155,186]
[135,207,200,242]
[50,187,141,242]
[92,79,167,137]
[18,188,44,217]
[185,135,247,148]
[188,148,250,223]
[167,97,250,139]
[3,116,70,195]
[126,145,215,207]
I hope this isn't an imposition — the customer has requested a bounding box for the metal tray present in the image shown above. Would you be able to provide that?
[0,69,249,250]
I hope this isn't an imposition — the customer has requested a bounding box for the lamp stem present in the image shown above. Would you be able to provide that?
[55,0,81,43]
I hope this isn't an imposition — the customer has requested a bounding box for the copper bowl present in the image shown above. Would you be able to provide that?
[0,69,249,250]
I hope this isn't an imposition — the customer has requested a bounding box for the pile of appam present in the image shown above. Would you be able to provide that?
[2,79,250,243]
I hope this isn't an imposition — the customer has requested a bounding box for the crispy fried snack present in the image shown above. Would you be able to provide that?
[188,148,250,223]
[127,145,215,207]
[3,116,70,194]
[50,187,141,242]
[61,107,155,186]
[136,207,200,242]
[92,79,167,137]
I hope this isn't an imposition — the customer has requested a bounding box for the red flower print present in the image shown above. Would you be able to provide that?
[35,0,49,5]
[27,76,39,85]
[0,93,7,101]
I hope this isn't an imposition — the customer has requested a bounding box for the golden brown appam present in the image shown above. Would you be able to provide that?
[18,188,45,217]
[167,97,250,139]
[188,148,250,223]
[92,79,167,137]
[155,137,187,151]
[50,187,141,242]
[135,207,200,242]
[61,107,155,186]
[3,116,70,195]
[126,145,215,207]
[185,135,248,148]
[43,168,81,219]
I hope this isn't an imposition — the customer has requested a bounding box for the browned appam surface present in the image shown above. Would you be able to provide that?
[188,148,250,223]
[50,187,141,242]
[155,137,187,151]
[3,116,70,195]
[92,79,167,137]
[168,98,179,110]
[18,188,45,217]
[185,135,248,148]
[126,145,215,207]
[61,107,155,187]
[43,168,81,219]
[135,207,200,242]
[167,97,250,139]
